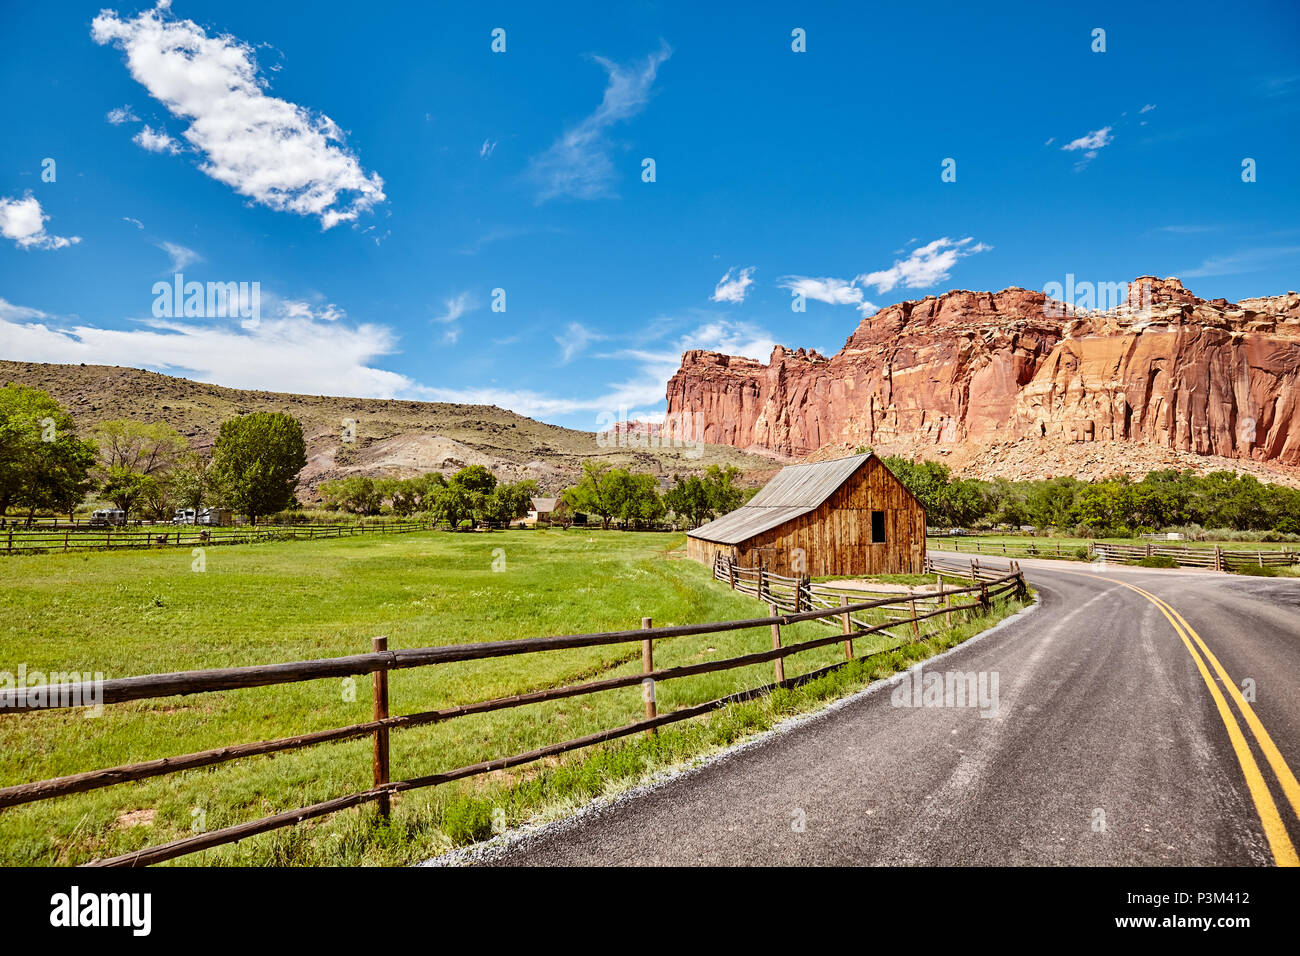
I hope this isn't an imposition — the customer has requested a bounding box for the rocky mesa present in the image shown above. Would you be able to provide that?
[664,277,1300,482]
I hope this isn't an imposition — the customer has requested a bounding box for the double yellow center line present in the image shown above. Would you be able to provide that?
[1080,570,1300,866]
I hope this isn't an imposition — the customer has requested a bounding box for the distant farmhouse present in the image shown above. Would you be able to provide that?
[527,497,560,525]
[686,452,926,577]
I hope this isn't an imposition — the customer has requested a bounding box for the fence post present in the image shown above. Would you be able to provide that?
[770,604,784,685]
[909,592,920,640]
[840,594,853,660]
[641,617,656,737]
[728,558,736,590]
[758,567,767,602]
[371,636,390,820]
[939,573,952,627]
[1215,546,1223,572]
[970,559,978,583]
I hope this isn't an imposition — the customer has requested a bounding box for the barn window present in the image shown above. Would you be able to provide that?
[871,510,886,543]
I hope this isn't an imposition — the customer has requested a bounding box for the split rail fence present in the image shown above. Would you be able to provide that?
[0,561,1024,867]
[930,537,1297,571]
[712,553,1025,646]
[1,521,429,554]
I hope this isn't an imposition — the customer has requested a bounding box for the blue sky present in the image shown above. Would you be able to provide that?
[1,0,1297,431]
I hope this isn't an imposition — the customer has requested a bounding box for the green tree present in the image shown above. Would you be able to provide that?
[93,419,188,520]
[664,474,712,528]
[881,456,952,519]
[170,453,211,512]
[0,385,97,521]
[427,483,474,529]
[561,461,618,529]
[702,464,744,516]
[450,465,497,496]
[410,472,447,512]
[320,475,385,515]
[210,412,307,524]
[484,479,539,526]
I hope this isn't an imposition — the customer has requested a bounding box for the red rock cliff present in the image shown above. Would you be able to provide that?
[664,278,1300,476]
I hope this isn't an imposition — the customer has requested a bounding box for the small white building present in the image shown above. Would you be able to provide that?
[526,497,559,525]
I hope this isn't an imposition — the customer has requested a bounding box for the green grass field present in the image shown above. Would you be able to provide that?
[0,529,1026,865]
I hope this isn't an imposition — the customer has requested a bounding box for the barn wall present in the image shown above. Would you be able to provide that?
[686,535,735,572]
[693,457,925,577]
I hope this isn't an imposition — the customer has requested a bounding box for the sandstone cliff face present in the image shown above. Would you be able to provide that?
[664,278,1300,478]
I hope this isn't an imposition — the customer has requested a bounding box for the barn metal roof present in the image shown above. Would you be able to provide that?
[687,452,873,545]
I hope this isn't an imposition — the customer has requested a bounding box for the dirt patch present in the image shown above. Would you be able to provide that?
[114,808,155,829]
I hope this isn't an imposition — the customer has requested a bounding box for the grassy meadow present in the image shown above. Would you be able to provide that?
[0,528,1026,865]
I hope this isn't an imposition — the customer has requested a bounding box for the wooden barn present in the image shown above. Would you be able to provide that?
[685,452,926,577]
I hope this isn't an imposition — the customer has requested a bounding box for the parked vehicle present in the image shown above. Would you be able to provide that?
[172,508,197,525]
[196,508,234,527]
[89,509,127,527]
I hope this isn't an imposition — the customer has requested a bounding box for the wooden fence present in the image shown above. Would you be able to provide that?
[1,521,429,554]
[1093,541,1298,571]
[0,562,1024,867]
[930,537,1297,571]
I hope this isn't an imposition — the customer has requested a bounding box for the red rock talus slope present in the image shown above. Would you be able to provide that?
[664,278,1300,479]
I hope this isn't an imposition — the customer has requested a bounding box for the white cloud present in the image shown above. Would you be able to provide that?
[710,266,755,304]
[91,3,385,229]
[1061,126,1114,168]
[432,291,475,325]
[0,298,51,321]
[106,105,139,125]
[858,236,990,294]
[0,194,81,250]
[123,216,144,229]
[557,321,606,363]
[1140,103,1157,113]
[677,318,778,361]
[1061,126,1114,152]
[778,238,988,313]
[157,240,202,272]
[273,297,344,322]
[134,125,182,154]
[479,139,497,159]
[0,300,408,398]
[1181,246,1300,279]
[778,275,865,306]
[528,43,671,201]
[430,292,477,345]
[592,317,781,418]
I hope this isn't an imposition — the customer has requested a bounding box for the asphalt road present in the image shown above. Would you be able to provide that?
[477,554,1300,866]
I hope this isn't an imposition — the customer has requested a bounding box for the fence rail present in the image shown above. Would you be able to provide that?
[928,537,1297,571]
[712,552,1027,655]
[0,559,1024,867]
[1,521,429,554]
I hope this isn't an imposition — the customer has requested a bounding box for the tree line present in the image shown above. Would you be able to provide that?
[321,461,757,531]
[1,384,305,524]
[559,461,753,530]
[877,453,1300,537]
[318,466,538,528]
